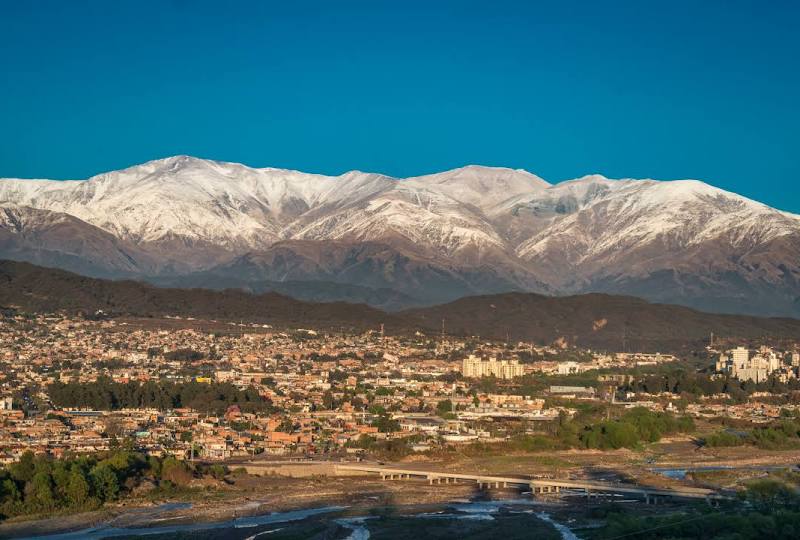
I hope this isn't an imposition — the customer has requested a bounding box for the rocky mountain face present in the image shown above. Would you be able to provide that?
[1,156,798,316]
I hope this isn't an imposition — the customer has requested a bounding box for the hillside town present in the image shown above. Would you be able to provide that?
[1,312,799,465]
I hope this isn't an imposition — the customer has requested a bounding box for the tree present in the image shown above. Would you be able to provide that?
[744,480,798,512]
[9,451,36,484]
[436,400,453,416]
[26,471,56,511]
[208,464,226,480]
[322,390,336,410]
[91,464,119,501]
[66,469,90,507]
[371,415,400,433]
[147,455,162,478]
[51,461,71,498]
[0,477,22,515]
[603,421,639,449]
[160,457,193,486]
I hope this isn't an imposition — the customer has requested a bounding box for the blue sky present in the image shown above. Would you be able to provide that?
[1,0,798,211]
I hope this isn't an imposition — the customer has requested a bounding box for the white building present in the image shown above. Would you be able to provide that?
[557,361,584,375]
[461,355,524,380]
[717,346,784,383]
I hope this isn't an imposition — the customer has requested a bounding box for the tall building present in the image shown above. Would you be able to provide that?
[461,355,524,379]
[731,346,749,369]
[717,346,784,383]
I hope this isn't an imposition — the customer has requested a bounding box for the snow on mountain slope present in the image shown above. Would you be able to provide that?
[2,158,798,260]
[509,176,800,304]
[0,157,551,263]
[0,156,396,250]
[515,176,800,262]
[0,205,158,276]
[285,165,549,259]
[406,165,550,211]
[1,156,799,315]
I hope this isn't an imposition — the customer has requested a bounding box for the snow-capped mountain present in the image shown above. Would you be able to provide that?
[1,156,798,316]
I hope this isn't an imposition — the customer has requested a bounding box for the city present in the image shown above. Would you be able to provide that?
[0,307,799,538]
[5,312,798,463]
[2,1,799,538]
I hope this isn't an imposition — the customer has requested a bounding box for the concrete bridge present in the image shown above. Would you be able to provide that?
[335,464,725,504]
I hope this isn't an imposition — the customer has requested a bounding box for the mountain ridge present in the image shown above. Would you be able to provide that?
[1,156,798,317]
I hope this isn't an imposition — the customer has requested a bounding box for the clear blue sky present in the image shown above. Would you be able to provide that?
[2,0,798,211]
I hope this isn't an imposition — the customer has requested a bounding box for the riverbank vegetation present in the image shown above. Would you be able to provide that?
[457,406,695,457]
[0,446,227,522]
[583,480,800,540]
[703,414,800,450]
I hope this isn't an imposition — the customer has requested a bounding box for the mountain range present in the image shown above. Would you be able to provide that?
[1,155,798,317]
[3,260,800,353]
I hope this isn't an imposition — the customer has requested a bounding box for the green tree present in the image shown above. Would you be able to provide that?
[91,464,119,501]
[208,464,227,480]
[745,479,798,511]
[66,470,90,507]
[26,471,56,511]
[9,451,36,484]
[436,400,453,416]
[322,390,336,410]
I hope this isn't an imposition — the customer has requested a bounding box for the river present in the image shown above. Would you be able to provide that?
[21,499,580,540]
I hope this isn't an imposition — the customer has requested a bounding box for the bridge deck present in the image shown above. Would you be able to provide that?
[335,464,723,500]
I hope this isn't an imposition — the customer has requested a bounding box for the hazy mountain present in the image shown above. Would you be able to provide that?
[1,156,798,316]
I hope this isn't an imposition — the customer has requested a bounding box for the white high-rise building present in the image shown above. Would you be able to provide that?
[461,355,524,379]
[731,347,749,370]
[717,346,785,383]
